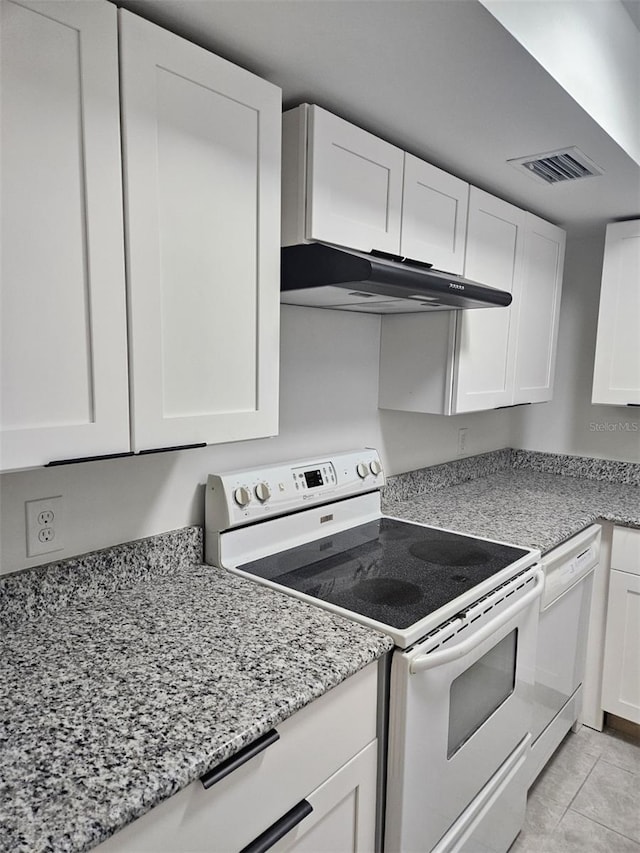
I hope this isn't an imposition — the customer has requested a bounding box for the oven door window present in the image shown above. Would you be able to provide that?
[447,630,517,758]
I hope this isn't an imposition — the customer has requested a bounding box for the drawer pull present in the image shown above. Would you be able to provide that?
[200,729,279,789]
[240,799,313,853]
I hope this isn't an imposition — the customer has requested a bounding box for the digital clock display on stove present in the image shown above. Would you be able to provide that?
[304,469,324,488]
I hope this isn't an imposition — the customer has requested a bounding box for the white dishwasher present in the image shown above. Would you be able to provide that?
[527,524,601,786]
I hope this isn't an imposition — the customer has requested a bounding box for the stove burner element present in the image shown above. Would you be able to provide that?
[409,540,490,567]
[352,578,421,607]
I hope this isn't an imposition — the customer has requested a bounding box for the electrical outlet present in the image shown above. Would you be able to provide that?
[25,496,64,557]
[457,427,469,456]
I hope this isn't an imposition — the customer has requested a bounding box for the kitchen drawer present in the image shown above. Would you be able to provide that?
[95,662,378,852]
[611,526,640,576]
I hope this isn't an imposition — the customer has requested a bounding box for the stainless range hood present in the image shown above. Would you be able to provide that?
[281,243,512,314]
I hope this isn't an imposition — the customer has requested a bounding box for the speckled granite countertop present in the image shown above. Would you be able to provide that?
[0,530,392,853]
[383,450,639,553]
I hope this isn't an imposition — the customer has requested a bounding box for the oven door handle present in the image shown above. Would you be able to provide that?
[409,567,544,675]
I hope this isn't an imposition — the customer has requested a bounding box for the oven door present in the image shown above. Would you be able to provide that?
[385,565,542,853]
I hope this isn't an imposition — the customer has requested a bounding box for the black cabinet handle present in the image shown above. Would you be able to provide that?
[138,442,206,455]
[240,800,313,853]
[200,729,279,790]
[46,452,135,466]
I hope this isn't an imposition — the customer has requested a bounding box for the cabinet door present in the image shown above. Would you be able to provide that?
[601,569,640,724]
[513,215,566,405]
[272,742,377,852]
[0,0,129,470]
[400,154,469,273]
[306,105,404,254]
[453,188,526,413]
[119,11,281,451]
[592,220,640,405]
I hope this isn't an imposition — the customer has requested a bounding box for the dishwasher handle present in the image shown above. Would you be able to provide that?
[410,568,544,675]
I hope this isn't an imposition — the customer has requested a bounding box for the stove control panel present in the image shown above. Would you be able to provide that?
[206,448,384,532]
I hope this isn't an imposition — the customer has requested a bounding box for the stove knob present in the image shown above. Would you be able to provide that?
[356,462,369,479]
[370,459,382,476]
[254,482,271,503]
[233,486,252,507]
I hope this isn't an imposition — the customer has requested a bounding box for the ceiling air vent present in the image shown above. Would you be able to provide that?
[508,147,604,186]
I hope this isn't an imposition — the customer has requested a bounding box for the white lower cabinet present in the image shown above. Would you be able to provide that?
[379,189,565,414]
[95,663,378,852]
[601,527,640,724]
[269,742,377,853]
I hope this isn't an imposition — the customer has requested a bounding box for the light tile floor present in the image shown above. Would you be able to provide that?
[510,724,640,852]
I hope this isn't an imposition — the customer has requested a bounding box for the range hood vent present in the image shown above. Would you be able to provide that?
[508,146,604,185]
[281,243,512,315]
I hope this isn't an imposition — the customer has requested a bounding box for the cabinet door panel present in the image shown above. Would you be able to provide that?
[513,215,565,404]
[1,0,129,469]
[602,569,640,724]
[274,742,377,852]
[307,106,404,253]
[119,10,280,450]
[592,220,640,405]
[453,189,525,412]
[401,154,469,273]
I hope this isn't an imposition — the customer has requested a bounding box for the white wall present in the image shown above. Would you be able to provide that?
[512,227,640,461]
[379,408,513,476]
[0,304,515,575]
[480,0,640,166]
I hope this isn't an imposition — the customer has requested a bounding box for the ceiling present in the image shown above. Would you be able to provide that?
[118,0,640,232]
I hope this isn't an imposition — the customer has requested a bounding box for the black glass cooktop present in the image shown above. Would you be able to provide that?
[237,518,529,629]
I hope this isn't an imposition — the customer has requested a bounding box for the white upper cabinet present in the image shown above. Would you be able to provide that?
[1,0,130,470]
[592,220,640,406]
[282,104,404,253]
[119,11,281,451]
[282,104,470,273]
[379,189,566,415]
[513,214,565,405]
[1,2,281,470]
[453,188,526,412]
[400,155,469,274]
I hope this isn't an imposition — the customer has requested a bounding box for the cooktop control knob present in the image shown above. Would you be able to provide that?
[233,486,252,507]
[255,482,271,503]
[370,459,382,476]
[356,462,369,479]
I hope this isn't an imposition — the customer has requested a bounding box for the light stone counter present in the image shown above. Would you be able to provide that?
[0,529,392,853]
[383,449,639,553]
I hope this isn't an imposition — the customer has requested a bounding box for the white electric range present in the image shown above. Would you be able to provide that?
[205,449,542,853]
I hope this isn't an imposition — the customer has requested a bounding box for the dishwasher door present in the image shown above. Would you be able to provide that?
[530,525,600,772]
